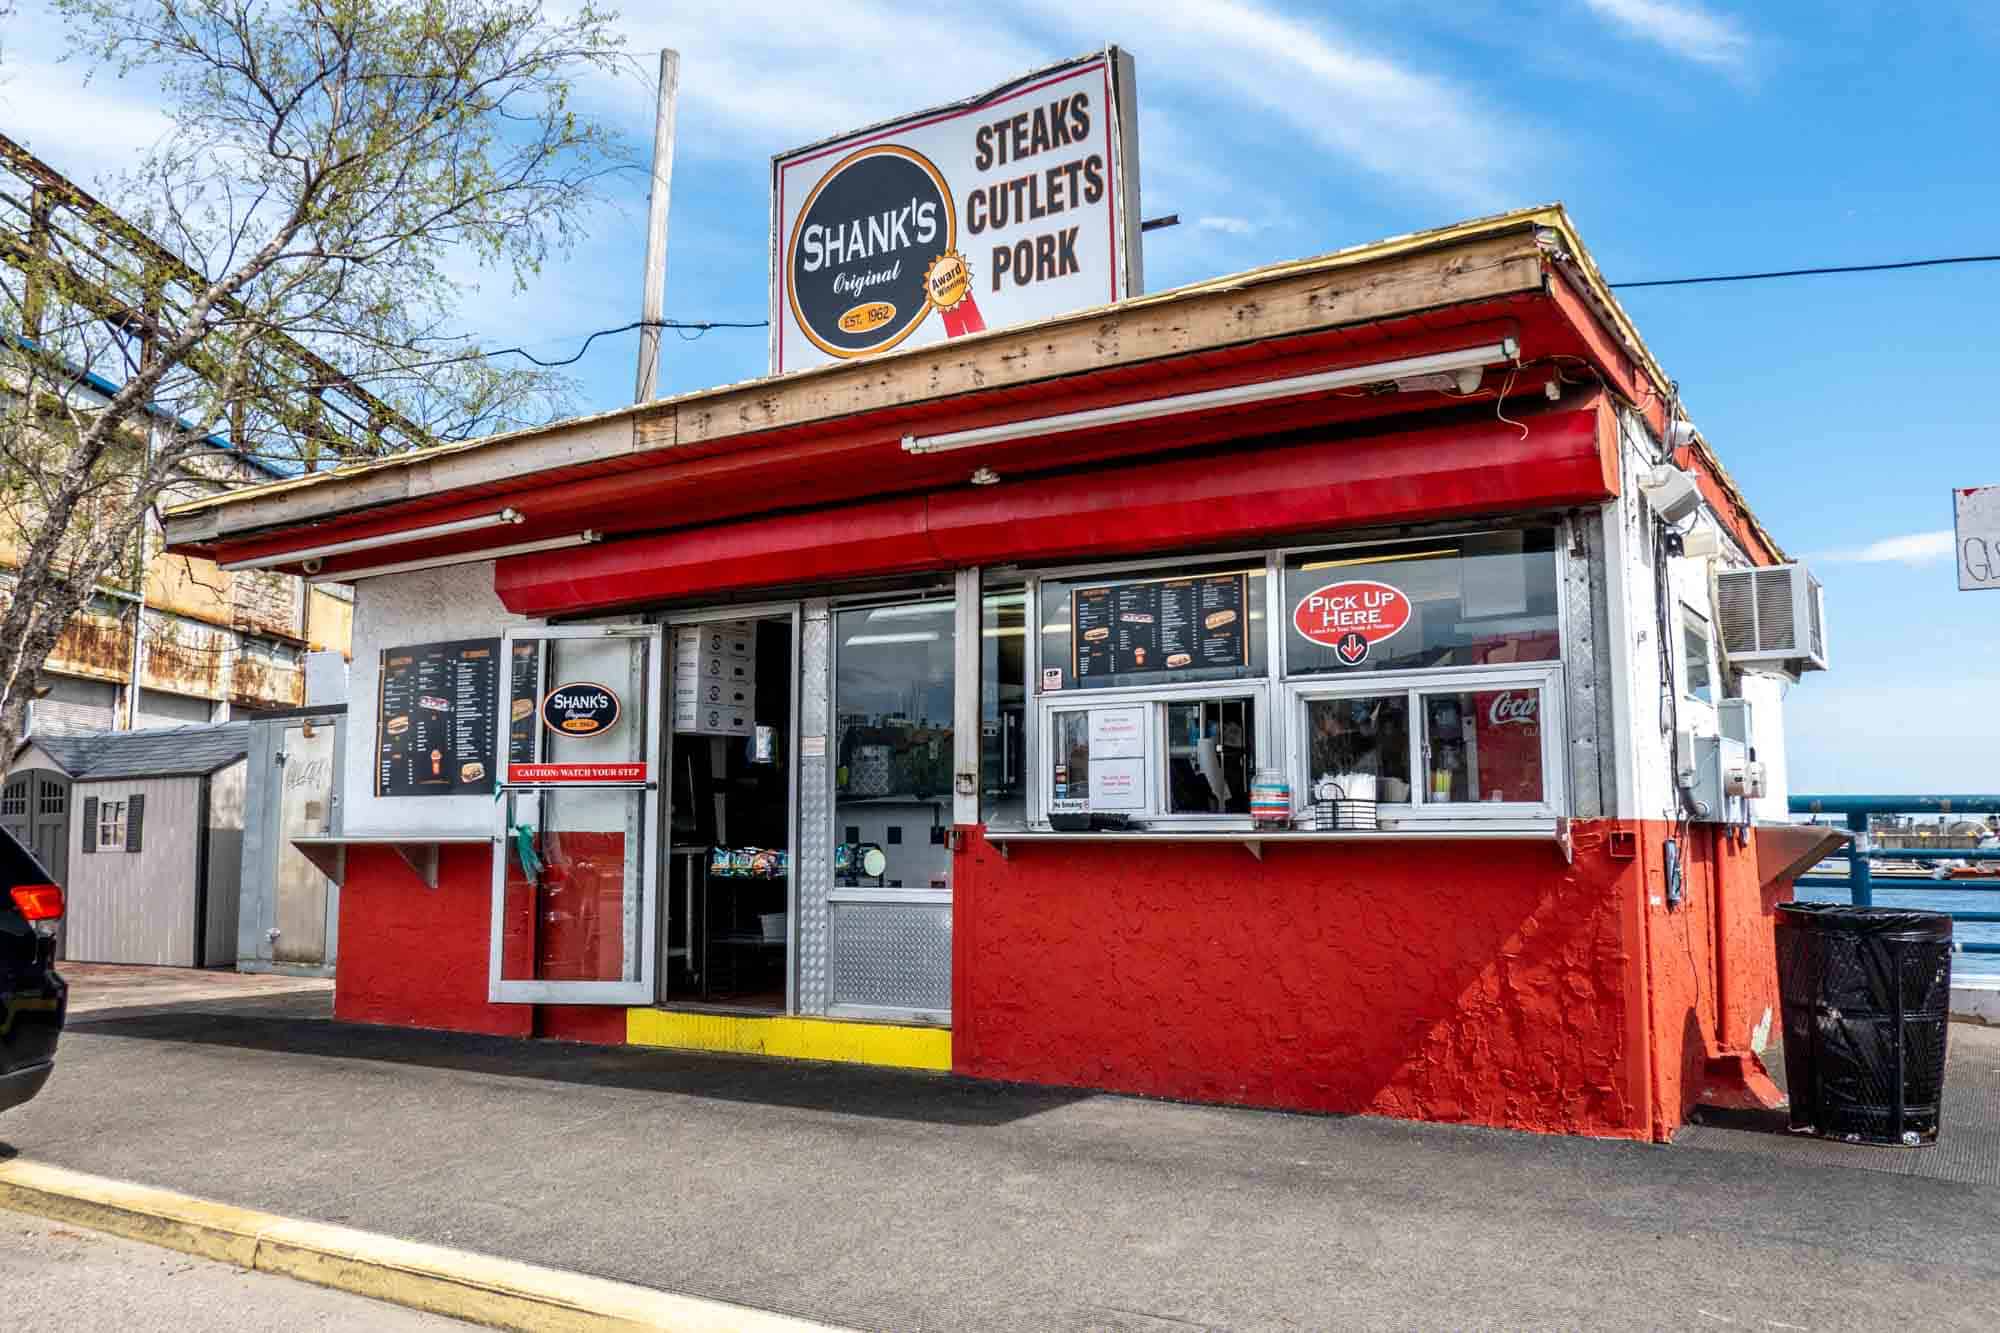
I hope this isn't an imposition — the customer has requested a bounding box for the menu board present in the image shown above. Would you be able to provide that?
[1073,573,1248,680]
[376,638,501,796]
[507,641,541,765]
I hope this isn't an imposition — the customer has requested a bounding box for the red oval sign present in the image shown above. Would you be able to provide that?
[1292,580,1413,647]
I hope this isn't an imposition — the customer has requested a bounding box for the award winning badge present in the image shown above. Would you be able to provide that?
[925,250,987,337]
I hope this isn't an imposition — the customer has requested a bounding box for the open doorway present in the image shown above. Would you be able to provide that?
[666,611,795,1011]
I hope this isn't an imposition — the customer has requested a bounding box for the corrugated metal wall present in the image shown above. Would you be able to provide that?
[65,777,203,965]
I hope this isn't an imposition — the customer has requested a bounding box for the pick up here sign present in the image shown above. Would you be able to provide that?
[771,49,1141,374]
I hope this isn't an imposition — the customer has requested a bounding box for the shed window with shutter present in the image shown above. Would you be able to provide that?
[95,799,127,852]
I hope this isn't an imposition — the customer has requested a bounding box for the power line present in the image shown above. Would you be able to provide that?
[488,317,767,367]
[1611,253,2000,290]
[476,249,2000,369]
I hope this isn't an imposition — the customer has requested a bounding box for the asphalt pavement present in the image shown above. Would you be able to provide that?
[1,1211,466,1330]
[6,972,2000,1331]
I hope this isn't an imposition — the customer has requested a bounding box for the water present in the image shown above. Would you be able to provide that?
[1800,858,2000,979]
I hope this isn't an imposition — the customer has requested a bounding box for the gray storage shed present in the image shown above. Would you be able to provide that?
[11,723,249,967]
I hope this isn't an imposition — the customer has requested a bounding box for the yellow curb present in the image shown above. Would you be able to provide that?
[0,1158,847,1332]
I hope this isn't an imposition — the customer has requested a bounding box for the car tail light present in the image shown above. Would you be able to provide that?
[10,883,63,923]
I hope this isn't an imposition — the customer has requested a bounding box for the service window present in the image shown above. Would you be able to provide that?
[1284,530,1558,676]
[1301,693,1414,803]
[1291,666,1561,820]
[1041,685,1266,825]
[1164,697,1255,815]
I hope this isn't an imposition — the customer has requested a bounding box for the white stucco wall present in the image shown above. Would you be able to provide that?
[342,561,530,835]
[1601,409,1795,824]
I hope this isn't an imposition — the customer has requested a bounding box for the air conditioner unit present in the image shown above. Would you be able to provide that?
[1714,563,1827,673]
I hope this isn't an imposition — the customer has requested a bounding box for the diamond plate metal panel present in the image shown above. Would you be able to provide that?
[830,903,952,1013]
[796,602,833,1014]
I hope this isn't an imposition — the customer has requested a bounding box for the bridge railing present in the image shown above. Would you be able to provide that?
[1790,794,2000,954]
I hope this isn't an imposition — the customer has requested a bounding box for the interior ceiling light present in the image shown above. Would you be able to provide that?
[969,466,1001,485]
[305,531,598,584]
[843,631,941,646]
[900,340,1519,456]
[222,508,525,571]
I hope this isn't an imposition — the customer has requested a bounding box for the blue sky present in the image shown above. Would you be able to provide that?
[4,0,1997,793]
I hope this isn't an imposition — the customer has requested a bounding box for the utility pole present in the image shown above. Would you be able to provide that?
[634,49,680,404]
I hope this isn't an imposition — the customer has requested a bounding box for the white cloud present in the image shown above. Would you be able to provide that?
[1197,216,1260,236]
[1816,530,1955,566]
[1024,0,1526,209]
[0,12,175,185]
[604,0,1537,211]
[1579,0,1751,69]
[605,1,1050,152]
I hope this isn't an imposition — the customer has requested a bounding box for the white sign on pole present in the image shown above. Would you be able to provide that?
[770,49,1141,375]
[1955,485,2000,591]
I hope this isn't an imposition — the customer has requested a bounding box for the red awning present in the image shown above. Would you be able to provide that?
[495,393,1616,617]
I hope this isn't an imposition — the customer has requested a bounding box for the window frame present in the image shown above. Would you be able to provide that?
[1276,528,1565,680]
[97,799,127,851]
[1020,522,1573,833]
[1680,601,1716,707]
[1033,552,1274,695]
[1037,678,1272,830]
[1283,663,1566,824]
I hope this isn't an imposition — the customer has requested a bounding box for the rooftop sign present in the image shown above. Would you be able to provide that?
[771,49,1141,374]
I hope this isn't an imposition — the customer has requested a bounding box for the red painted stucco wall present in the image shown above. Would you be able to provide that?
[333,820,1785,1141]
[951,822,1652,1138]
[334,844,625,1043]
[952,819,1784,1141]
[1636,823,1785,1131]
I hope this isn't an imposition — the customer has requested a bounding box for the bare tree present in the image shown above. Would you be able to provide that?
[0,0,631,758]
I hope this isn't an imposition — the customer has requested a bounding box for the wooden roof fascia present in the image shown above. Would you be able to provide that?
[166,215,1560,546]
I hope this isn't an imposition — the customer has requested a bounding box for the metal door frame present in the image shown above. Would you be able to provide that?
[826,590,957,1024]
[489,623,664,1005]
[657,602,802,1013]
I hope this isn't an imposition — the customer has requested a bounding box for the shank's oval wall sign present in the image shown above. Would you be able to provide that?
[540,682,621,738]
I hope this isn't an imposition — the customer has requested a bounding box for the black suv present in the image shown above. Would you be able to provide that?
[0,825,65,1112]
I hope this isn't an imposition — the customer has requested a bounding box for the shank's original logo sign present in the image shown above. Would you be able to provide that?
[773,50,1136,373]
[788,146,961,359]
[1293,581,1412,667]
[539,682,621,738]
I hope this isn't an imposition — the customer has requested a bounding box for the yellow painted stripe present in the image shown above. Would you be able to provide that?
[626,1009,951,1072]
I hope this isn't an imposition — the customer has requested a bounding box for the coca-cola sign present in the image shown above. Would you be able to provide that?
[1293,581,1412,666]
[1485,690,1539,728]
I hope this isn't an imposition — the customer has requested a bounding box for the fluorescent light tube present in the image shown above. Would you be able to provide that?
[306,530,598,583]
[1300,548,1458,571]
[843,632,941,646]
[223,508,525,570]
[901,340,1519,455]
[866,603,955,621]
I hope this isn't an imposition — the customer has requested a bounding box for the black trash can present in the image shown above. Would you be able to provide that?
[1775,903,1952,1145]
